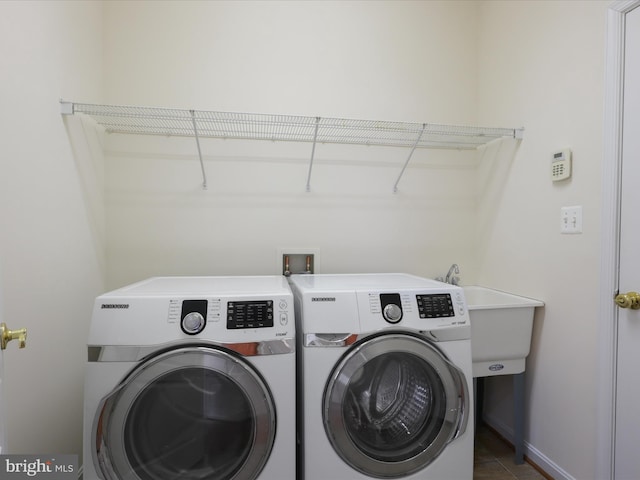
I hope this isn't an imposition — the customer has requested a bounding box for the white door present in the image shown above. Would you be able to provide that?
[0,274,6,453]
[0,269,29,454]
[614,4,640,478]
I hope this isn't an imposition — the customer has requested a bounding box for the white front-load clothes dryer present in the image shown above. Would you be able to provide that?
[289,273,473,480]
[83,276,295,480]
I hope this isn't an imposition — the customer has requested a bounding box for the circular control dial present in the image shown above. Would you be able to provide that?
[181,312,206,335]
[383,304,403,323]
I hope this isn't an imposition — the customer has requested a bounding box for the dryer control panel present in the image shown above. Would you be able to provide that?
[227,300,274,329]
[167,295,292,341]
[90,275,294,345]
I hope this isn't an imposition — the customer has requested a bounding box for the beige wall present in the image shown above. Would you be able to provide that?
[476,2,608,479]
[104,0,479,123]
[102,0,483,289]
[0,1,105,455]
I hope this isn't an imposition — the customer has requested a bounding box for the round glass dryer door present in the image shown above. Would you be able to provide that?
[323,333,469,478]
[93,346,276,480]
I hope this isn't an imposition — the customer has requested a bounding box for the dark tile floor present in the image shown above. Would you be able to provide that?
[474,424,549,480]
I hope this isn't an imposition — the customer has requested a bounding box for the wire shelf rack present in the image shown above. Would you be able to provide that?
[61,101,524,191]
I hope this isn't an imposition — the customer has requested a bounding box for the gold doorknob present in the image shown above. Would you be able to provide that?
[615,292,640,309]
[0,323,27,350]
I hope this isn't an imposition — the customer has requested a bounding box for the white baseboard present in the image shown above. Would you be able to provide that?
[482,413,575,480]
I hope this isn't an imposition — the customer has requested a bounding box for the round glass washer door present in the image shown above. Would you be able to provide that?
[323,332,468,478]
[94,346,276,480]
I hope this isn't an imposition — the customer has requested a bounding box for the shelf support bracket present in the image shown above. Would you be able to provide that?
[393,123,426,193]
[190,110,208,190]
[60,100,74,115]
[306,117,321,192]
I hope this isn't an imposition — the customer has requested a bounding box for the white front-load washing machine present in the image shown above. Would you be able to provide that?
[289,273,473,480]
[83,276,295,480]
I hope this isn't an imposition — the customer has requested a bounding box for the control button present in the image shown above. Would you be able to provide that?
[383,304,403,323]
[280,313,288,326]
[279,300,288,309]
[182,312,205,335]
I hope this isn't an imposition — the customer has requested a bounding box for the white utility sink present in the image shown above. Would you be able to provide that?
[463,286,544,378]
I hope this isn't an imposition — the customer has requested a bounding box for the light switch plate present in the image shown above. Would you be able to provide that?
[560,206,582,234]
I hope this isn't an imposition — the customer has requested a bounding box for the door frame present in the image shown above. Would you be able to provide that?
[599,1,640,479]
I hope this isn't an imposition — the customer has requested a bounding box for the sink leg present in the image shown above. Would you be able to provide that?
[475,377,485,431]
[513,372,525,464]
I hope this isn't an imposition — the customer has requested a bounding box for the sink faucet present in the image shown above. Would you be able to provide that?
[444,264,460,285]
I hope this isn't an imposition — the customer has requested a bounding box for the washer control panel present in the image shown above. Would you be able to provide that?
[363,288,467,328]
[416,294,455,318]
